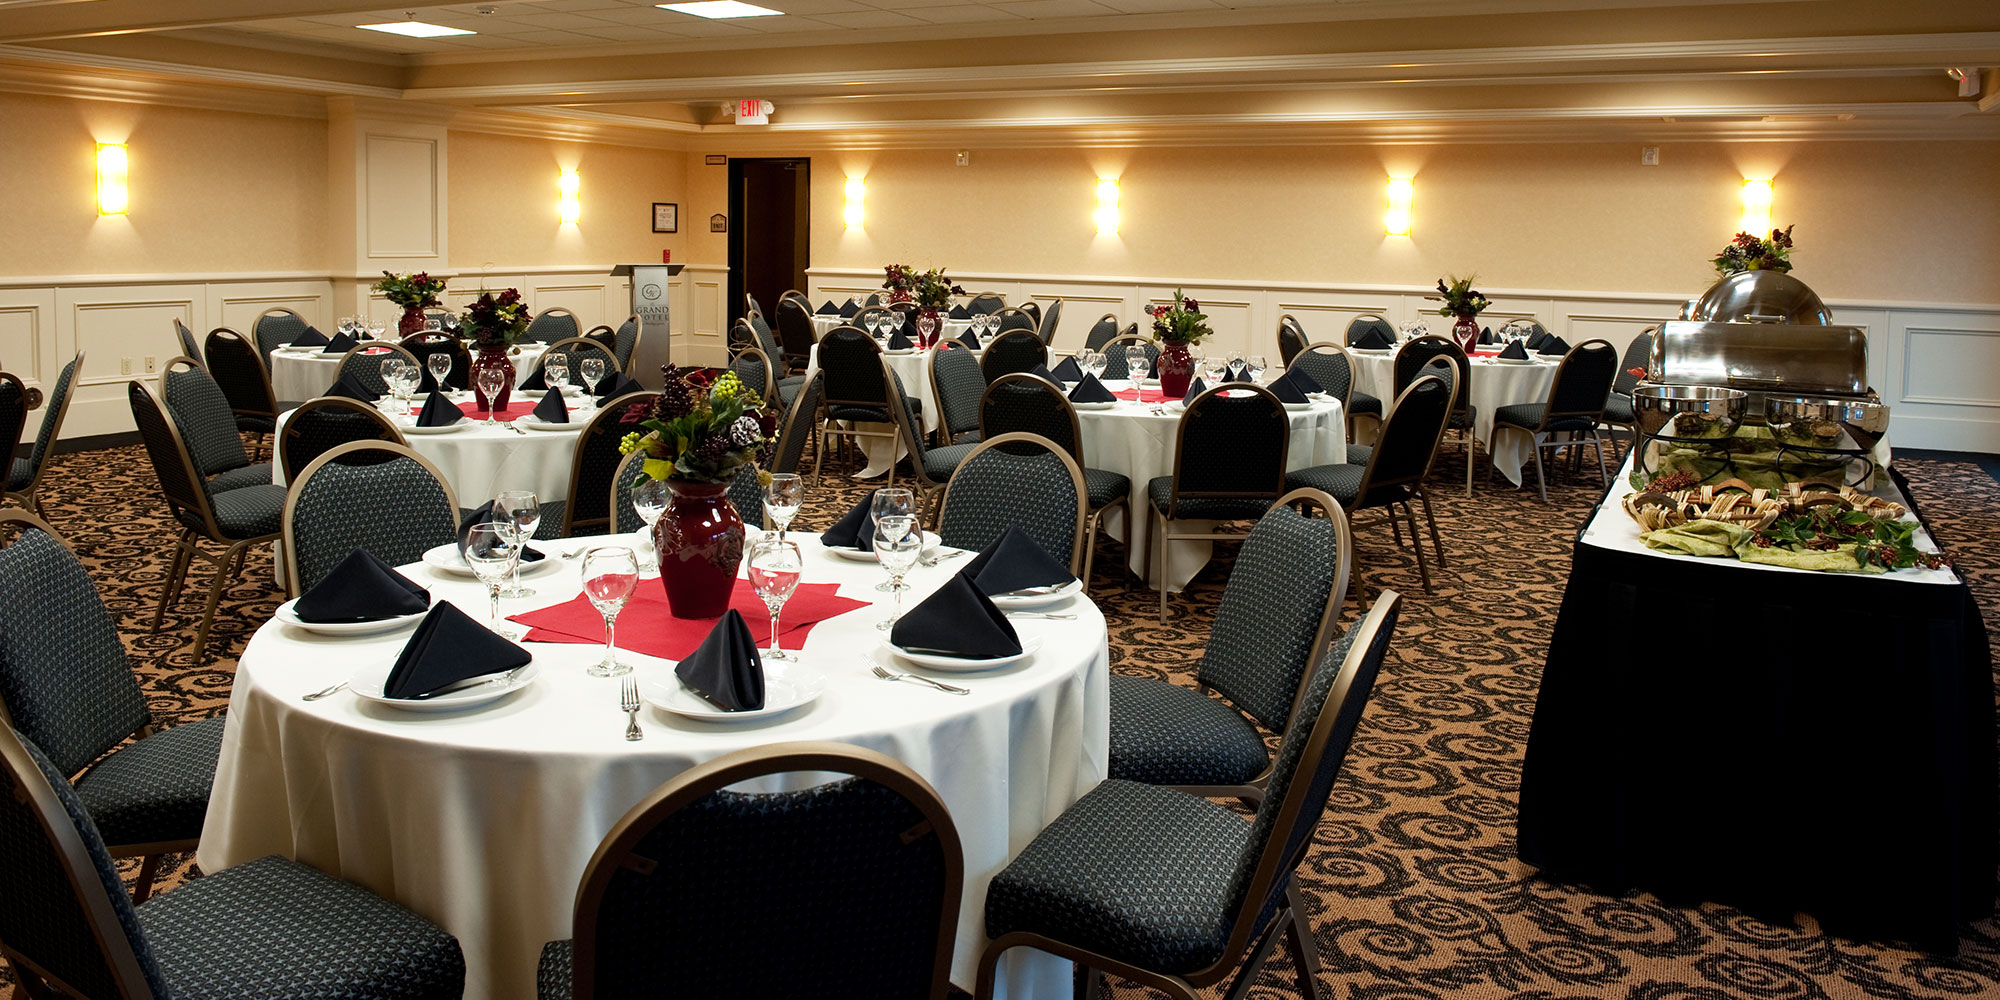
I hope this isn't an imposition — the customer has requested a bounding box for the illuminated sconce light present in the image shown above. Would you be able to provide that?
[1094,178,1120,234]
[1384,177,1414,237]
[1739,178,1773,235]
[96,143,128,216]
[843,176,865,228]
[558,168,580,224]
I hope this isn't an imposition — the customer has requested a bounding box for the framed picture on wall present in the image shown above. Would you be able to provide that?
[710,213,727,233]
[652,203,678,233]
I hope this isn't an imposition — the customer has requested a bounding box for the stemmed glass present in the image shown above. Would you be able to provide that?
[747,537,803,661]
[1226,349,1246,380]
[916,314,936,343]
[367,318,387,340]
[543,355,570,397]
[424,316,442,334]
[1125,345,1151,396]
[873,515,921,631]
[764,473,803,543]
[1205,354,1229,385]
[581,546,639,677]
[870,487,916,591]
[475,368,507,423]
[1245,354,1268,384]
[628,479,668,577]
[395,366,422,413]
[1083,349,1106,381]
[863,312,882,342]
[337,316,356,339]
[426,351,452,394]
[463,524,521,639]
[494,490,541,598]
[578,356,606,407]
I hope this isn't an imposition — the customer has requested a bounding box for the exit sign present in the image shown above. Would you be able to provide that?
[736,99,770,125]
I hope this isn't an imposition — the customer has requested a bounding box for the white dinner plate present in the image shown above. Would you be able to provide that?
[1282,401,1318,410]
[881,348,917,356]
[882,636,1043,672]
[420,542,564,577]
[823,531,941,561]
[273,598,429,637]
[1489,357,1537,365]
[1071,401,1119,411]
[398,420,468,435]
[517,415,583,431]
[347,659,539,712]
[1351,348,1393,356]
[643,661,825,723]
[276,345,324,355]
[987,577,1082,610]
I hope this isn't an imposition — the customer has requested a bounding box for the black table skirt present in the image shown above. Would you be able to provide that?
[1517,471,1995,951]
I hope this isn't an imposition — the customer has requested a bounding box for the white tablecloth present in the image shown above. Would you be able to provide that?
[271,389,583,506]
[269,343,548,404]
[813,313,973,340]
[1078,383,1347,592]
[805,344,954,479]
[1348,351,1559,486]
[200,535,1109,1000]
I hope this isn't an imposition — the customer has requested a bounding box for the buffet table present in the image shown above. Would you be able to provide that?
[1517,460,1994,950]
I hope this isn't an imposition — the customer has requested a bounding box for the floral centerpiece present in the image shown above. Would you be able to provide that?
[1431,274,1491,352]
[459,289,531,410]
[618,366,777,617]
[373,271,448,336]
[1143,289,1210,397]
[1711,225,1795,275]
[882,264,965,308]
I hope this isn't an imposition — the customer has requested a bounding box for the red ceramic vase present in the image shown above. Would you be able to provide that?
[469,345,515,411]
[1452,314,1481,354]
[919,306,942,347]
[654,478,745,619]
[1156,340,1195,399]
[398,305,428,338]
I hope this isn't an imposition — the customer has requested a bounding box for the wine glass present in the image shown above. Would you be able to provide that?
[1400,320,1430,343]
[1245,354,1268,384]
[578,356,606,405]
[544,356,570,395]
[1205,353,1229,384]
[337,316,355,339]
[1084,349,1106,381]
[463,523,521,639]
[747,537,803,662]
[628,478,668,577]
[442,313,462,335]
[494,490,541,598]
[1125,345,1150,394]
[395,366,422,410]
[475,368,507,424]
[581,546,639,677]
[367,318,387,340]
[1226,349,1246,380]
[426,351,452,393]
[764,473,803,542]
[863,312,881,341]
[424,316,442,333]
[870,487,916,592]
[916,314,936,343]
[872,515,921,631]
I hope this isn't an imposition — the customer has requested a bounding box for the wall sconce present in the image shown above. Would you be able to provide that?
[1094,178,1120,235]
[1739,179,1772,235]
[1384,177,1413,237]
[558,168,580,224]
[96,143,128,216]
[843,176,865,229]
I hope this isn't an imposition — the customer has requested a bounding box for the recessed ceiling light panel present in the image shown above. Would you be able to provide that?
[356,20,475,38]
[658,1,783,19]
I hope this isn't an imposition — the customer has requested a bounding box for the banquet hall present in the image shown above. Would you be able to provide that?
[0,1,1996,998]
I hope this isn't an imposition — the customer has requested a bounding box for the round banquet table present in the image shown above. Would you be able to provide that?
[1077,381,1347,592]
[805,341,1035,479]
[270,389,586,506]
[199,532,1110,1000]
[268,342,548,404]
[812,313,974,340]
[1347,349,1559,486]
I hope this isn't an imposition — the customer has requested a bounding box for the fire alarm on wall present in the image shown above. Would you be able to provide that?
[956,151,969,167]
[1641,146,1660,166]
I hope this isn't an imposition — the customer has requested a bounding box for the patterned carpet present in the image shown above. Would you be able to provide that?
[6,440,1998,1000]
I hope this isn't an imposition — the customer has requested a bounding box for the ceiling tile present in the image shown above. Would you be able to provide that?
[759,0,873,12]
[897,5,1027,23]
[504,12,628,28]
[809,8,927,27]
[990,0,1117,16]
[1090,0,1219,11]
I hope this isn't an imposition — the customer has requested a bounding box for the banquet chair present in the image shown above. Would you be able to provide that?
[976,593,1402,1000]
[130,380,284,661]
[1522,321,1554,351]
[979,329,1047,382]
[160,358,273,495]
[525,308,581,344]
[0,375,29,494]
[403,332,473,391]
[251,306,310,357]
[532,337,621,392]
[1276,314,1310,366]
[937,433,1087,573]
[776,296,820,375]
[780,288,809,308]
[1083,314,1122,352]
[582,324,617,358]
[1289,342,1377,457]
[0,511,228,904]
[333,341,421,399]
[731,345,776,407]
[172,318,204,365]
[727,317,756,355]
[0,721,468,1000]
[979,373,1129,591]
[884,366,976,521]
[1034,298,1063,345]
[815,327,908,488]
[1108,489,1351,802]
[928,344,986,445]
[1147,384,1289,622]
[4,352,80,518]
[744,292,765,319]
[1393,336,1477,494]
[612,314,644,372]
[1491,338,1620,502]
[1285,370,1455,592]
[1100,333,1160,382]
[745,314,807,406]
[966,292,1006,315]
[558,391,659,538]
[1344,314,1395,348]
[864,293,883,306]
[202,327,287,446]
[278,396,407,483]
[1020,299,1043,325]
[1601,327,1655,464]
[282,441,461,597]
[991,307,1037,334]
[536,741,961,1000]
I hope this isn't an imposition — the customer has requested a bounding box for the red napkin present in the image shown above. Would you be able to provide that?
[458,401,540,422]
[1111,387,1165,403]
[509,578,869,659]
[360,346,393,356]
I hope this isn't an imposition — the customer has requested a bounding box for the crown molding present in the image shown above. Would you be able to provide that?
[0,57,329,118]
[0,41,399,99]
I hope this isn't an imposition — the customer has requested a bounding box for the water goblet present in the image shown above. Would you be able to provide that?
[1125,345,1151,392]
[872,516,922,631]
[747,537,804,662]
[917,314,936,342]
[1226,349,1246,380]
[544,351,569,385]
[475,368,507,424]
[764,473,803,543]
[870,487,916,591]
[1205,354,1229,384]
[580,546,639,677]
[395,367,422,412]
[863,312,881,340]
[494,490,541,598]
[462,523,521,639]
[367,319,387,340]
[426,351,452,392]
[1245,354,1268,384]
[628,478,669,577]
[578,356,606,405]
[425,316,442,333]
[337,316,355,339]
[544,361,570,397]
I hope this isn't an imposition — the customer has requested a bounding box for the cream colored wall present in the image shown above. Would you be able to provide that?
[448,130,686,272]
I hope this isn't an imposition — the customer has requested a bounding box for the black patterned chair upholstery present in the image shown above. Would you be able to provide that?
[277,397,406,484]
[1109,492,1351,799]
[1146,384,1289,621]
[558,392,658,537]
[1276,316,1309,366]
[929,345,986,445]
[0,723,467,1000]
[979,329,1046,382]
[978,374,1129,589]
[202,328,286,442]
[0,374,29,491]
[770,372,823,478]
[612,316,643,372]
[162,360,271,496]
[251,308,308,357]
[334,343,420,399]
[1524,322,1554,351]
[978,594,1402,1000]
[775,298,818,375]
[938,433,1087,573]
[1083,314,1122,352]
[815,329,914,488]
[1344,314,1395,348]
[1602,328,1655,462]
[0,513,226,903]
[991,308,1037,336]
[1033,298,1062,345]
[1100,334,1160,382]
[1492,338,1620,502]
[524,309,581,345]
[882,367,973,522]
[525,338,619,395]
[282,442,460,596]
[7,352,81,517]
[1289,341,1380,447]
[608,450,768,534]
[536,742,961,1000]
[401,333,472,392]
[730,346,774,406]
[173,318,204,364]
[1393,336,1478,493]
[1019,300,1042,327]
[966,292,1005,316]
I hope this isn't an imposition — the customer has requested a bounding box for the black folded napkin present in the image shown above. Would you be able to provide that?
[1069,373,1117,403]
[294,549,431,623]
[292,326,330,348]
[382,602,531,700]
[597,374,643,401]
[1539,336,1571,356]
[890,574,1021,659]
[518,365,550,392]
[816,300,839,315]
[458,500,546,562]
[838,299,858,318]
[1351,328,1393,351]
[1282,365,1323,395]
[1480,327,1497,345]
[957,330,982,352]
[819,492,884,551]
[948,304,970,320]
[1050,356,1082,382]
[1268,370,1309,404]
[416,391,464,427]
[415,360,446,395]
[1181,376,1209,405]
[887,331,913,351]
[326,373,376,401]
[673,609,765,710]
[1026,364,1056,382]
[1498,341,1529,360]
[321,332,356,355]
[961,524,1075,597]
[531,390,569,424]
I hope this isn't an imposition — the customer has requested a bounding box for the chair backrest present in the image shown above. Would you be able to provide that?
[1033,299,1062,345]
[725,464,764,531]
[991,307,1036,334]
[731,346,774,406]
[1098,334,1158,382]
[1276,315,1310,365]
[1082,313,1121,352]
[744,292,764,319]
[1544,338,1620,421]
[1522,321,1554,350]
[278,396,407,483]
[524,308,581,344]
[1613,327,1655,397]
[769,372,823,477]
[202,328,279,419]
[334,342,421,398]
[936,433,1087,575]
[160,358,251,479]
[1392,335,1470,414]
[1355,370,1455,504]
[0,723,170,1000]
[564,392,661,537]
[542,337,622,377]
[979,329,1046,382]
[928,344,986,440]
[966,292,1005,315]
[978,373,1081,462]
[780,289,808,307]
[20,353,82,492]
[819,327,890,408]
[0,516,151,778]
[882,365,943,490]
[173,318,204,364]
[1288,343,1354,408]
[128,380,223,538]
[1197,490,1353,733]
[775,297,818,366]
[1344,314,1395,348]
[863,293,882,307]
[282,441,461,597]
[252,307,309,356]
[401,332,473,389]
[728,318,756,356]
[1166,385,1289,505]
[0,374,29,470]
[613,315,644,372]
[1019,300,1042,325]
[568,741,962,1000]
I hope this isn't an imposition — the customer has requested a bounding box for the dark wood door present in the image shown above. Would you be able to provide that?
[728,158,811,329]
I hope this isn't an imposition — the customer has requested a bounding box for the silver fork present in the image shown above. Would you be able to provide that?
[1005,611,1077,620]
[870,663,970,695]
[620,676,643,741]
[302,681,347,701]
[919,549,969,568]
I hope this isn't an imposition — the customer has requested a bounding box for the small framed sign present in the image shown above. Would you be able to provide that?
[705,154,727,165]
[709,213,727,233]
[651,202,678,233]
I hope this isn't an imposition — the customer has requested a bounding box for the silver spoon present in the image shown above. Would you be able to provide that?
[919,549,969,568]
[302,681,347,701]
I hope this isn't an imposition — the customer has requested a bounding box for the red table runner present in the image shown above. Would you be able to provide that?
[508,578,870,659]
[456,400,566,423]
[1111,387,1167,403]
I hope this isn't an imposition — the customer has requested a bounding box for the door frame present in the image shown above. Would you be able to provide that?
[727,156,812,330]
